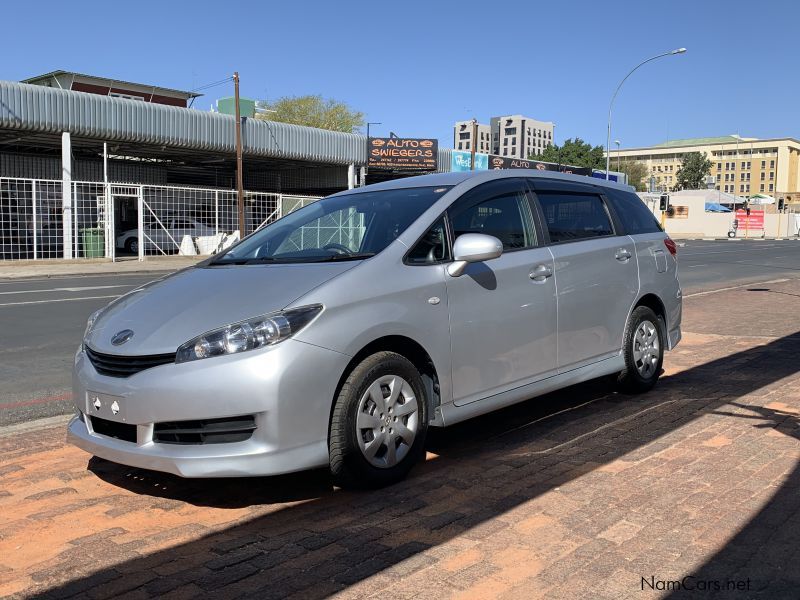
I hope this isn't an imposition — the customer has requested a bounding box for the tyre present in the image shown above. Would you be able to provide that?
[617,306,664,394]
[329,351,428,489]
[124,238,139,254]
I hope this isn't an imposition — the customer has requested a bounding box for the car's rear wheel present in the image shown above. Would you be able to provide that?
[329,351,428,488]
[617,306,664,394]
[125,238,139,254]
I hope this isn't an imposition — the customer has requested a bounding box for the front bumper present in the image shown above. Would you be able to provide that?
[68,339,351,477]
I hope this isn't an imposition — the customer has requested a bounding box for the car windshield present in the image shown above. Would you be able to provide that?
[211,186,451,264]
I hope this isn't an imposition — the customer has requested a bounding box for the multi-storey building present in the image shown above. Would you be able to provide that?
[610,135,800,206]
[453,115,554,159]
[490,115,553,158]
[453,120,493,154]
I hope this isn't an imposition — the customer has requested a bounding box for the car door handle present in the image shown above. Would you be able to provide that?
[529,264,553,281]
[615,248,632,262]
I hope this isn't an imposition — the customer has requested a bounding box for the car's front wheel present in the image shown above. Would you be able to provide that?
[124,238,139,254]
[617,306,664,394]
[329,351,428,488]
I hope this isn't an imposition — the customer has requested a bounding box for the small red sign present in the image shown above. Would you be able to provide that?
[735,209,764,230]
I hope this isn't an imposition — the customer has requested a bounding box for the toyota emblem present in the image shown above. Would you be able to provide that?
[111,329,134,346]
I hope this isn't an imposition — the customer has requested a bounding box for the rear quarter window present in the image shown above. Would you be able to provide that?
[605,188,662,234]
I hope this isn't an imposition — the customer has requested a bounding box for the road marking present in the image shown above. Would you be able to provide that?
[0,284,133,296]
[686,264,708,268]
[0,392,74,410]
[684,278,791,298]
[0,294,121,307]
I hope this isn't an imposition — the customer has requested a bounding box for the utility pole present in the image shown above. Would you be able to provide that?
[470,119,477,170]
[234,72,245,236]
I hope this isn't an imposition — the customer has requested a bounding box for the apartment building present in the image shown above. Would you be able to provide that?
[611,135,800,205]
[453,115,554,159]
[490,115,553,158]
[453,120,493,154]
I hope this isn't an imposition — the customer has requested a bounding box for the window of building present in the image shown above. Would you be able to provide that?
[761,160,766,168]
[503,138,508,146]
[717,163,721,171]
[459,132,470,140]
[770,160,775,168]
[747,161,751,169]
[458,142,462,150]
[760,184,765,192]
[760,172,765,181]
[770,172,775,180]
[740,184,745,193]
[503,148,508,156]
[745,184,750,192]
[741,161,745,169]
[769,183,774,192]
[504,127,516,135]
[716,174,721,182]
[465,141,470,149]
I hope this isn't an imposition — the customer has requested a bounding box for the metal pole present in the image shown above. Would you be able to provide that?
[214,190,219,235]
[31,180,37,260]
[606,49,686,179]
[365,122,381,185]
[137,186,144,261]
[470,119,477,170]
[61,132,73,259]
[233,72,245,237]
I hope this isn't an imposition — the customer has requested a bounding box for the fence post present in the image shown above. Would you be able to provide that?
[214,190,219,235]
[31,180,38,260]
[137,186,144,261]
[62,133,73,259]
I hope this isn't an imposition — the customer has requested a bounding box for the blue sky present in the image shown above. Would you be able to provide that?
[3,0,798,150]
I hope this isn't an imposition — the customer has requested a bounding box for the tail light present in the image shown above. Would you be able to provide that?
[664,237,677,257]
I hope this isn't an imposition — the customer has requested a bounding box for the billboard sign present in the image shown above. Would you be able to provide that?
[735,209,764,230]
[487,155,592,176]
[451,150,488,172]
[368,137,438,170]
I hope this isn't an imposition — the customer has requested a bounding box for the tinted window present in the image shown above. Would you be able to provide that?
[449,180,536,250]
[406,217,450,265]
[604,188,662,234]
[536,192,614,243]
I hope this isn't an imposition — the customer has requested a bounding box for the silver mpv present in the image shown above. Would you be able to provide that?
[69,170,681,488]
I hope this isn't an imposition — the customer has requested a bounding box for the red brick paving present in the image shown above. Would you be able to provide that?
[1,279,800,599]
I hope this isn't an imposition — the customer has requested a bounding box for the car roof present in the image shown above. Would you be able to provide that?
[340,169,635,195]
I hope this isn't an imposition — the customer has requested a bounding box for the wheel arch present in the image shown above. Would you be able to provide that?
[328,335,442,436]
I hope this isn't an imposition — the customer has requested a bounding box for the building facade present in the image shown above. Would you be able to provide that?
[453,120,492,154]
[611,135,800,205]
[490,115,553,158]
[453,115,554,159]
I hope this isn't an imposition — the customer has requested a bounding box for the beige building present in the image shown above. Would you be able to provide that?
[453,120,493,154]
[610,135,800,206]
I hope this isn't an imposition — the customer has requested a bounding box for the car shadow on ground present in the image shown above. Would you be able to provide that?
[43,331,800,599]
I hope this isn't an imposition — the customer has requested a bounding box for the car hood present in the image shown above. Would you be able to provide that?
[86,263,359,355]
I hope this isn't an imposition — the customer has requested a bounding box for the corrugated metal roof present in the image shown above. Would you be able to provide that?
[21,70,202,99]
[0,80,372,166]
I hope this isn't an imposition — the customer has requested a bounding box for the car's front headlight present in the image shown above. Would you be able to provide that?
[175,304,323,363]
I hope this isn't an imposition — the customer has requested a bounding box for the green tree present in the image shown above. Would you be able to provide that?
[255,95,365,133]
[618,160,649,191]
[532,138,606,170]
[675,152,713,190]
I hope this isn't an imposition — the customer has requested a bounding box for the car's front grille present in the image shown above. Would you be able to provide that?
[89,416,137,443]
[85,346,175,378]
[154,416,257,445]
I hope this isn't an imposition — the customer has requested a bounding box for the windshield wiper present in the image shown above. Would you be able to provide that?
[314,253,376,262]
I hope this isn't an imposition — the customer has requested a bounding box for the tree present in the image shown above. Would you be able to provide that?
[675,152,713,190]
[255,95,365,133]
[618,160,649,191]
[532,138,606,170]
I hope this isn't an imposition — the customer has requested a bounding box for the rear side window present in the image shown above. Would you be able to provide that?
[536,192,614,243]
[604,188,662,234]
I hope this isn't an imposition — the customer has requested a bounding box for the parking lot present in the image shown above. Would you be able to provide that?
[1,259,799,598]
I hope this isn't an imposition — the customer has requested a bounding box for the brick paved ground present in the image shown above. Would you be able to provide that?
[1,279,799,599]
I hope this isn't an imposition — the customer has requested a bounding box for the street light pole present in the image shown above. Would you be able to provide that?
[606,48,686,179]
[365,121,381,185]
[615,139,621,172]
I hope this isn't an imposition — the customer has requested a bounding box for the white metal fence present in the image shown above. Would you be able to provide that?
[0,177,320,261]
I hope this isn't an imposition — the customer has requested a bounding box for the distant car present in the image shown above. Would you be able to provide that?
[116,216,215,254]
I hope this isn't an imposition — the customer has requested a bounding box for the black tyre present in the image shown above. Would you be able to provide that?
[329,351,428,489]
[124,237,139,254]
[617,306,664,394]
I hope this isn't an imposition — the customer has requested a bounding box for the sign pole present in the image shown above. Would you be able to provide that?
[470,119,477,171]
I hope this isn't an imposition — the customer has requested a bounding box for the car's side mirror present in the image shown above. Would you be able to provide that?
[447,233,503,277]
